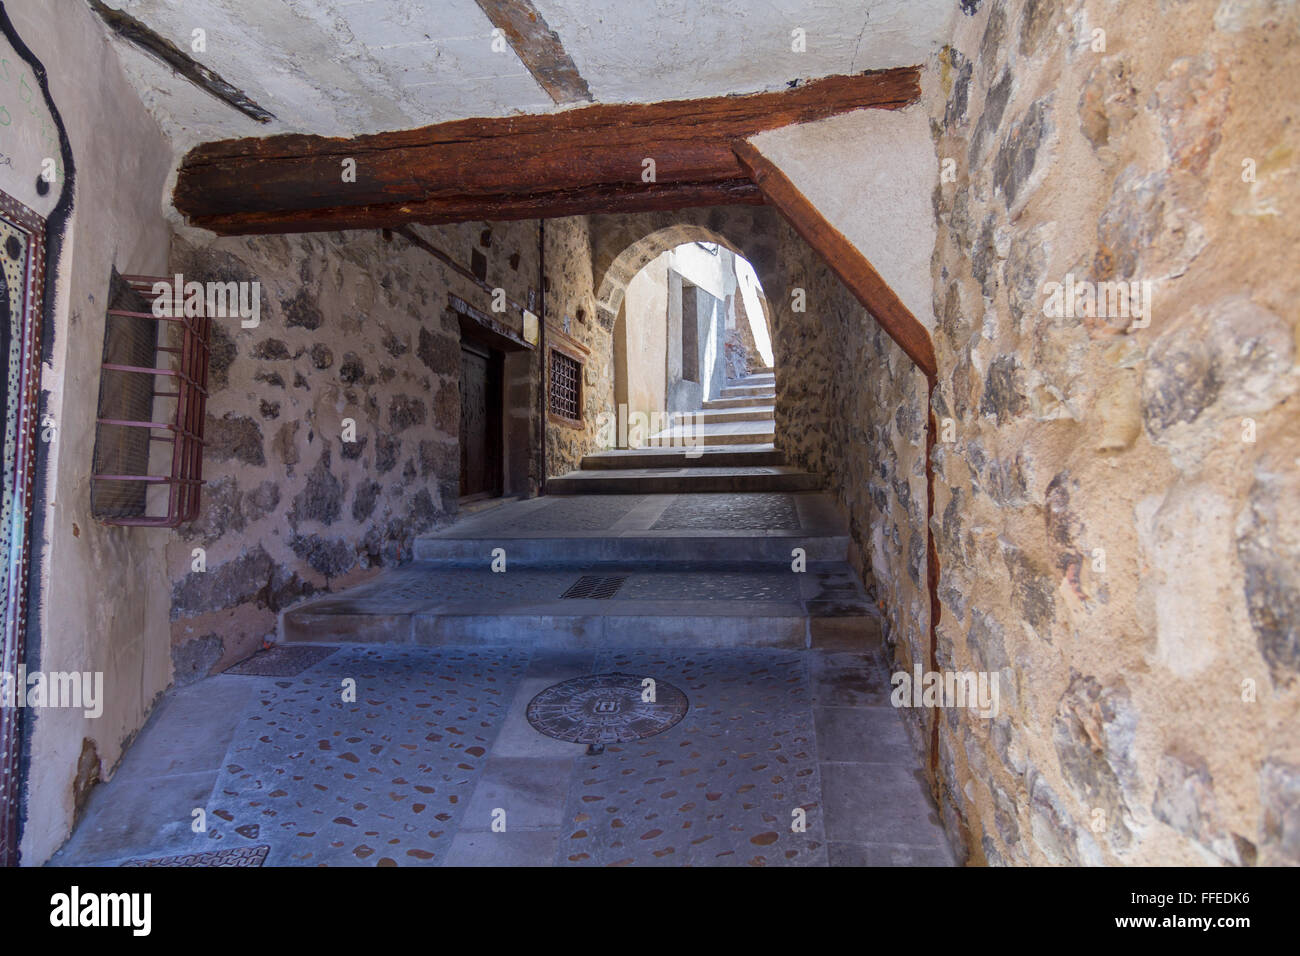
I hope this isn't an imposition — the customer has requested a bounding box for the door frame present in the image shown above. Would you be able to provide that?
[448,295,535,503]
[0,190,47,866]
[457,336,505,501]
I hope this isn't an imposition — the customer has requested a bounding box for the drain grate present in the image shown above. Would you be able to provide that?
[122,845,270,867]
[527,673,689,745]
[561,574,627,599]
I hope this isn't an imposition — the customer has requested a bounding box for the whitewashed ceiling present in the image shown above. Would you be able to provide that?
[96,0,955,152]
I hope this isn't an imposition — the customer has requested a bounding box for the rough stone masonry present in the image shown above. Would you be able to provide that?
[914,0,1300,866]
[164,219,609,679]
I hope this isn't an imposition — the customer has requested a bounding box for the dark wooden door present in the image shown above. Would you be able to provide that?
[459,340,503,498]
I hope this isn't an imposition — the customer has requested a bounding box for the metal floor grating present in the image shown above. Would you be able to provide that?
[561,574,627,599]
[122,845,270,867]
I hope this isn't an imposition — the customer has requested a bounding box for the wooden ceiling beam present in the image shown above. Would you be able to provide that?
[473,0,593,105]
[174,67,920,235]
[187,178,765,236]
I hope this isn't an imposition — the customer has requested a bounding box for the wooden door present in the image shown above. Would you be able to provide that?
[459,340,503,499]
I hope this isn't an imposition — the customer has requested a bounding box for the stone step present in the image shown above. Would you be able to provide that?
[412,491,849,566]
[719,384,775,399]
[680,405,774,424]
[281,561,878,651]
[646,431,775,447]
[731,372,774,386]
[413,530,847,565]
[703,394,777,410]
[547,465,821,495]
[648,420,774,446]
[580,444,784,469]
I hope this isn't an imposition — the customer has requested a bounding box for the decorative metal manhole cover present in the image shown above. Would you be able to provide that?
[526,673,688,745]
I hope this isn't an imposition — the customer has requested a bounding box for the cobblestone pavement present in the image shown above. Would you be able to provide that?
[53,644,955,867]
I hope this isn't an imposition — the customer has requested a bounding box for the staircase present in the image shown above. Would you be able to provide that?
[282,490,876,650]
[546,367,823,494]
[280,364,879,652]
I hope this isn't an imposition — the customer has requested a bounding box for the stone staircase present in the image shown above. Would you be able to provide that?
[546,367,822,494]
[280,365,878,653]
[282,490,878,650]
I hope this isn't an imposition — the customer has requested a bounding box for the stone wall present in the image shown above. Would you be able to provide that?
[166,220,552,678]
[543,216,613,477]
[727,284,766,378]
[768,245,932,674]
[926,0,1300,865]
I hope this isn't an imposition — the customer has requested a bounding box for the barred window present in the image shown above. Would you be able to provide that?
[549,347,582,422]
[90,271,210,527]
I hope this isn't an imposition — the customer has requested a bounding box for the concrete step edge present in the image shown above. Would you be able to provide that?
[545,474,822,494]
[412,535,851,564]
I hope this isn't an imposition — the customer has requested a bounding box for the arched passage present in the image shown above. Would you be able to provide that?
[595,221,782,330]
[590,209,794,441]
[605,233,774,433]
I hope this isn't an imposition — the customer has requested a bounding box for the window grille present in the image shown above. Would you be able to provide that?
[548,347,581,422]
[90,272,209,527]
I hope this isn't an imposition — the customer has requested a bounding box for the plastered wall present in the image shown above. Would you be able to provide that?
[6,0,175,864]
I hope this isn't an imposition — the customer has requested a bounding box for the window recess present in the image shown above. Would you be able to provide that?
[548,345,583,425]
[90,272,209,528]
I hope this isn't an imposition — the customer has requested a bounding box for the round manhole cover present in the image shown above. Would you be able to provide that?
[526,672,689,745]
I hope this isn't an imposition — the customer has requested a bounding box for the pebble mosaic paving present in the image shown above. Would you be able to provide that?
[203,646,530,866]
[303,568,580,611]
[619,570,798,602]
[55,644,953,868]
[420,491,836,542]
[281,564,813,613]
[555,650,825,866]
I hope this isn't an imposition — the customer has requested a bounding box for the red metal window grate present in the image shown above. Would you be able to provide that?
[90,273,210,527]
[549,347,581,421]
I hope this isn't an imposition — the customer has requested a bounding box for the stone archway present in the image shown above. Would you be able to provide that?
[590,209,786,434]
[590,206,792,418]
[591,206,792,330]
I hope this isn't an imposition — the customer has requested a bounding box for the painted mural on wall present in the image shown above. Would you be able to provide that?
[1,213,28,610]
[0,187,45,864]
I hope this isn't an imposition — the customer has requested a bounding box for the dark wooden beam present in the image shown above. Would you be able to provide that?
[731,138,937,382]
[474,0,592,105]
[188,178,764,236]
[87,0,274,123]
[174,67,919,234]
